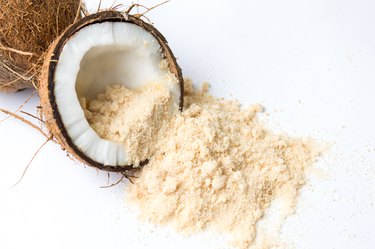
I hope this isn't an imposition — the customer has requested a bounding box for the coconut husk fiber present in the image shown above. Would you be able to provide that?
[0,0,81,93]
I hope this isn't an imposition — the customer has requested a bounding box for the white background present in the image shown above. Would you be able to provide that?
[1,0,375,248]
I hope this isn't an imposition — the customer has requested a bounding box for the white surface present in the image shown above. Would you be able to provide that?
[0,0,374,248]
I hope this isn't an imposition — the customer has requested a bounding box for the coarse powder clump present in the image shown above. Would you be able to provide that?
[85,80,320,249]
[81,83,176,166]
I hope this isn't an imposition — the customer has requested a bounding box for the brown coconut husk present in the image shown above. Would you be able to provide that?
[0,0,82,93]
[39,11,184,172]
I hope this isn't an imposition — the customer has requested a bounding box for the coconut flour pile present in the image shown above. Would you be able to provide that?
[81,83,176,165]
[84,80,320,249]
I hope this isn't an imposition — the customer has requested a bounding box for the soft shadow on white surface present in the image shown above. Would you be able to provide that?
[1,0,374,249]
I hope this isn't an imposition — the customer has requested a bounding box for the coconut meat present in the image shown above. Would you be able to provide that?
[54,21,180,167]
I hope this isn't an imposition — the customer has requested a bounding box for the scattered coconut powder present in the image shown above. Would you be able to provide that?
[82,79,320,249]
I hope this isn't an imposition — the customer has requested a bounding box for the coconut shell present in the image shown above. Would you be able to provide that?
[40,11,184,172]
[0,0,81,93]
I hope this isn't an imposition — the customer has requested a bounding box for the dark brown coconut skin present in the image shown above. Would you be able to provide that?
[40,11,184,172]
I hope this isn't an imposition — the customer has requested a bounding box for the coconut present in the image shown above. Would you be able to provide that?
[0,0,81,93]
[39,11,184,172]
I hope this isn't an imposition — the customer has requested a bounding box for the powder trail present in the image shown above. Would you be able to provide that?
[85,79,320,249]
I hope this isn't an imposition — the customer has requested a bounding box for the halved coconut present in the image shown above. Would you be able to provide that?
[40,11,183,172]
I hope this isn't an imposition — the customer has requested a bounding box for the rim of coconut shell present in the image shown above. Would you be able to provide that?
[40,11,184,172]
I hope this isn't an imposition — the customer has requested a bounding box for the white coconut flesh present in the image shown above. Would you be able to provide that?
[54,21,181,167]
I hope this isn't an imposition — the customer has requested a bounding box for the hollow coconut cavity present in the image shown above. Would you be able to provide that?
[40,11,183,171]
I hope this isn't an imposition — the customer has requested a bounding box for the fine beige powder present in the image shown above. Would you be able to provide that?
[80,83,176,166]
[85,80,320,249]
